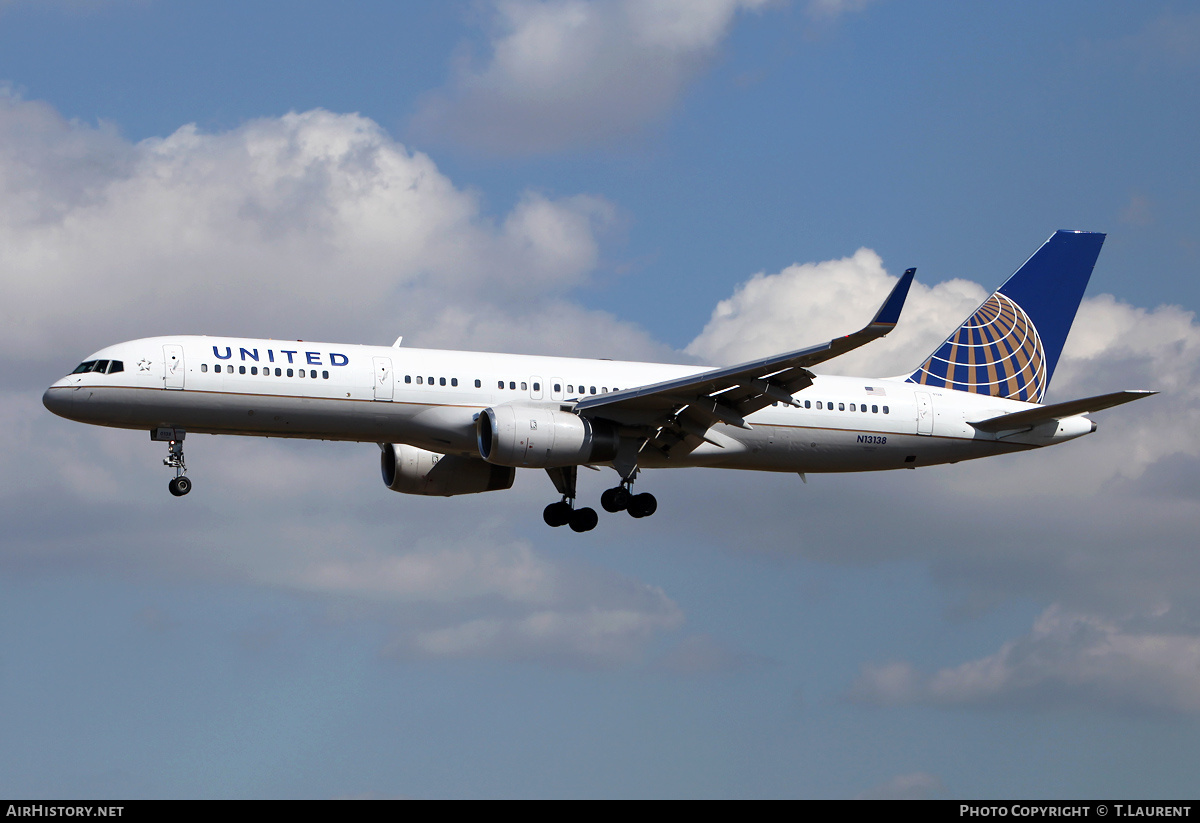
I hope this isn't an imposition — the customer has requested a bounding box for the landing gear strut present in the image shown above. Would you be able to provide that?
[154,428,192,497]
[543,466,597,532]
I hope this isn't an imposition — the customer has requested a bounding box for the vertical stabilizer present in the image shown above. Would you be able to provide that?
[906,230,1105,402]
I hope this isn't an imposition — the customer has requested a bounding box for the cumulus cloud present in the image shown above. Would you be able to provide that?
[684,247,987,377]
[684,246,1200,492]
[413,0,774,153]
[0,89,674,385]
[850,606,1200,715]
[0,90,690,668]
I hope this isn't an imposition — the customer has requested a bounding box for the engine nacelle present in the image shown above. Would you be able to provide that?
[477,404,619,468]
[380,444,515,496]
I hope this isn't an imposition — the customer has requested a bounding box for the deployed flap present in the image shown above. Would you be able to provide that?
[969,390,1156,433]
[573,268,915,457]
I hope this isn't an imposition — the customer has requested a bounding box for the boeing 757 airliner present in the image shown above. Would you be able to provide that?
[44,231,1155,532]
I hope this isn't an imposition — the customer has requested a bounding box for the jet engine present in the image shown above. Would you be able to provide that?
[380,443,515,496]
[476,404,619,468]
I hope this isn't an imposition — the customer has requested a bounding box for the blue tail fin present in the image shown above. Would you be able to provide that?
[905,230,1105,403]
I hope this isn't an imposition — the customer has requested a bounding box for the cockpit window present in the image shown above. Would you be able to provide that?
[70,359,124,375]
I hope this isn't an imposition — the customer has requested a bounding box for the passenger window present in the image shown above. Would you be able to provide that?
[440,377,446,386]
[497,381,504,389]
[521,382,528,391]
[405,375,411,384]
[567,385,574,393]
[533,382,540,392]
[428,377,434,385]
[883,406,889,414]
[804,400,811,409]
[275,368,282,376]
[475,380,481,388]
[287,368,294,377]
[850,403,856,411]
[322,371,329,379]
[816,401,822,409]
[417,376,423,384]
[201,364,208,373]
[215,364,222,374]
[310,370,316,378]
[839,403,845,411]
[602,387,607,393]
[554,384,561,392]
[509,381,516,390]
[451,378,458,387]
[590,386,596,394]
[240,366,246,374]
[872,405,878,413]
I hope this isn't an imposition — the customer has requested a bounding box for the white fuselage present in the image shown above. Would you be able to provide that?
[43,335,1095,475]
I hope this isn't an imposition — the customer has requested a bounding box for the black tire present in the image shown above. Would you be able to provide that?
[600,487,630,513]
[628,492,657,518]
[543,501,572,527]
[569,507,599,533]
[169,476,192,497]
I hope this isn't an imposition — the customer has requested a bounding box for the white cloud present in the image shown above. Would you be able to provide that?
[0,90,676,383]
[684,247,987,377]
[0,90,688,668]
[413,0,773,153]
[289,533,684,667]
[850,605,1200,715]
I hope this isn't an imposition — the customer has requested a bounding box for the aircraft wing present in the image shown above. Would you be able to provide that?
[968,389,1157,433]
[574,268,915,458]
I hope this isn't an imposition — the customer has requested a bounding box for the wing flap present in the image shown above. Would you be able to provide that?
[575,267,916,425]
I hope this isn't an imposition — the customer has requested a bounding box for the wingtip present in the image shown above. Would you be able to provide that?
[870,267,916,328]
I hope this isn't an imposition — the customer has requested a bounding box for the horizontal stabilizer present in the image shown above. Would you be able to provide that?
[969,390,1157,433]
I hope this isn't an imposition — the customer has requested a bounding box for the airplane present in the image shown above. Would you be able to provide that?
[43,230,1155,533]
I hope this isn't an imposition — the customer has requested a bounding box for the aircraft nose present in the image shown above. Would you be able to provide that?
[42,386,75,418]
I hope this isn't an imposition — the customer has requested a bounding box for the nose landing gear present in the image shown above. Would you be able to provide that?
[153,428,192,497]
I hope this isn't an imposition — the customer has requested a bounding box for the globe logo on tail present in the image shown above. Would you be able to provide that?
[907,292,1047,402]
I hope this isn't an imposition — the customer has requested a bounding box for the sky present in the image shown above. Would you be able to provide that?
[1,0,1199,799]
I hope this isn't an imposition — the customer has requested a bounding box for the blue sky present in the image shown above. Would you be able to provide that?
[2,0,1199,799]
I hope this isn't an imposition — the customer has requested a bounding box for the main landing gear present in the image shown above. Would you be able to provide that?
[154,428,192,497]
[543,467,656,532]
[600,483,657,519]
[543,499,599,533]
[543,465,598,532]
